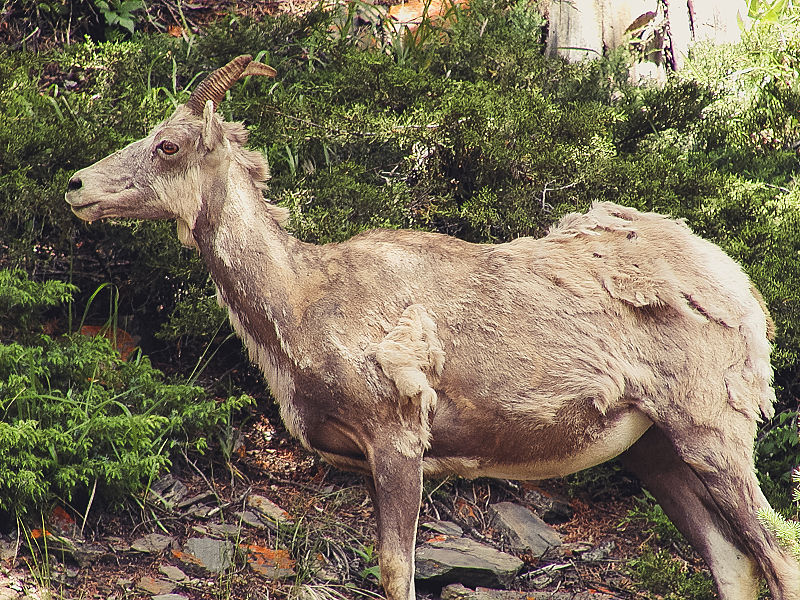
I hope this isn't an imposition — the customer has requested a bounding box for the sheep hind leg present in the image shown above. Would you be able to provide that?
[623,421,800,600]
[620,426,760,600]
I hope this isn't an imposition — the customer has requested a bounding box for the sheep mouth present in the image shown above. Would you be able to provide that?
[68,200,104,220]
[69,200,100,211]
[69,200,101,214]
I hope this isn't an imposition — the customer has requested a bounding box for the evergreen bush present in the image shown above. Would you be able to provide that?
[0,269,253,516]
[0,0,798,506]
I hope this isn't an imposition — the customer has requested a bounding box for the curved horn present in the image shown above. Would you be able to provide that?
[186,54,277,115]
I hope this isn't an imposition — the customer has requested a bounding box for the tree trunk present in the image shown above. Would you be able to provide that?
[545,0,750,76]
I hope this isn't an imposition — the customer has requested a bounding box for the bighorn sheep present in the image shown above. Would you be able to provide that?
[65,55,800,600]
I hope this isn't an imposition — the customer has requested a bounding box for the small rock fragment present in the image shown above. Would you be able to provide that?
[421,520,464,537]
[176,537,233,574]
[524,488,574,524]
[0,539,17,562]
[137,575,175,595]
[415,537,523,589]
[202,523,241,539]
[159,564,188,582]
[130,533,176,554]
[176,491,215,510]
[488,502,561,557]
[235,510,268,530]
[440,584,615,600]
[185,504,215,519]
[148,475,189,509]
[246,495,293,528]
[0,575,22,600]
[244,544,296,579]
[115,577,133,589]
[581,540,615,562]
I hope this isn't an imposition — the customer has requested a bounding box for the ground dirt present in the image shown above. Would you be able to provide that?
[0,394,701,600]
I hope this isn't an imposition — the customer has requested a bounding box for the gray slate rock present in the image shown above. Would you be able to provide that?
[159,565,188,582]
[421,520,464,537]
[178,537,233,573]
[441,583,616,600]
[488,502,561,557]
[131,533,176,554]
[203,523,241,539]
[524,489,574,524]
[148,475,188,509]
[581,540,615,562]
[152,595,190,600]
[236,510,268,530]
[415,537,523,589]
[136,576,175,595]
[246,494,293,528]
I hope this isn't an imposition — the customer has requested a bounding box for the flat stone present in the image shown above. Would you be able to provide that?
[244,544,296,580]
[524,489,574,525]
[246,495,293,528]
[415,537,523,589]
[441,584,615,600]
[115,577,133,590]
[488,502,561,557]
[72,541,108,566]
[184,504,215,519]
[136,576,175,595]
[176,491,215,509]
[204,523,241,539]
[130,534,176,554]
[581,540,615,562]
[106,536,129,552]
[0,540,17,562]
[0,576,22,600]
[152,595,190,600]
[177,537,233,573]
[159,565,188,582]
[148,475,188,509]
[235,511,267,530]
[421,520,464,537]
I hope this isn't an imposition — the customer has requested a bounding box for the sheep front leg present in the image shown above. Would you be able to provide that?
[369,446,423,600]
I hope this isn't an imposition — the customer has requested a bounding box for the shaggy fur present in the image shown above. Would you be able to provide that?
[65,58,800,600]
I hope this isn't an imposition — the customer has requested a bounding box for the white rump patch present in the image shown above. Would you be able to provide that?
[374,304,445,453]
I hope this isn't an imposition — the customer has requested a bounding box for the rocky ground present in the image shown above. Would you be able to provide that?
[0,402,685,600]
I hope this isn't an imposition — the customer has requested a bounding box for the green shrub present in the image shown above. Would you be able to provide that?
[1,0,799,507]
[626,546,715,600]
[0,269,253,515]
[759,467,800,559]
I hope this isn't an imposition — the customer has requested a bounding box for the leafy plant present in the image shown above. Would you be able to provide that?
[0,269,77,335]
[621,492,714,599]
[0,269,254,516]
[94,0,144,36]
[620,490,687,551]
[353,543,381,583]
[748,0,798,23]
[626,546,715,600]
[759,467,800,559]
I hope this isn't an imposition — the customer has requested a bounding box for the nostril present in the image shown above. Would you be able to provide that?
[67,176,82,191]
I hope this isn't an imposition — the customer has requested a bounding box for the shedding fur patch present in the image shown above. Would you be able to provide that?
[374,304,445,453]
[554,202,777,423]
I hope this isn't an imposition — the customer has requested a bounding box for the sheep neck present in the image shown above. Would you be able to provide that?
[191,160,311,377]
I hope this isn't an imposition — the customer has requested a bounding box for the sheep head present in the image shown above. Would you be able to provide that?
[65,55,276,246]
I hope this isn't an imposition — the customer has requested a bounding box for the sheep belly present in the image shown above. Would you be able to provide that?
[422,408,652,480]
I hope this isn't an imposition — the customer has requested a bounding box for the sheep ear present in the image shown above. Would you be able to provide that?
[201,99,223,150]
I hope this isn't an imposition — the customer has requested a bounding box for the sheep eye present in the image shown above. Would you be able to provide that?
[158,140,179,155]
